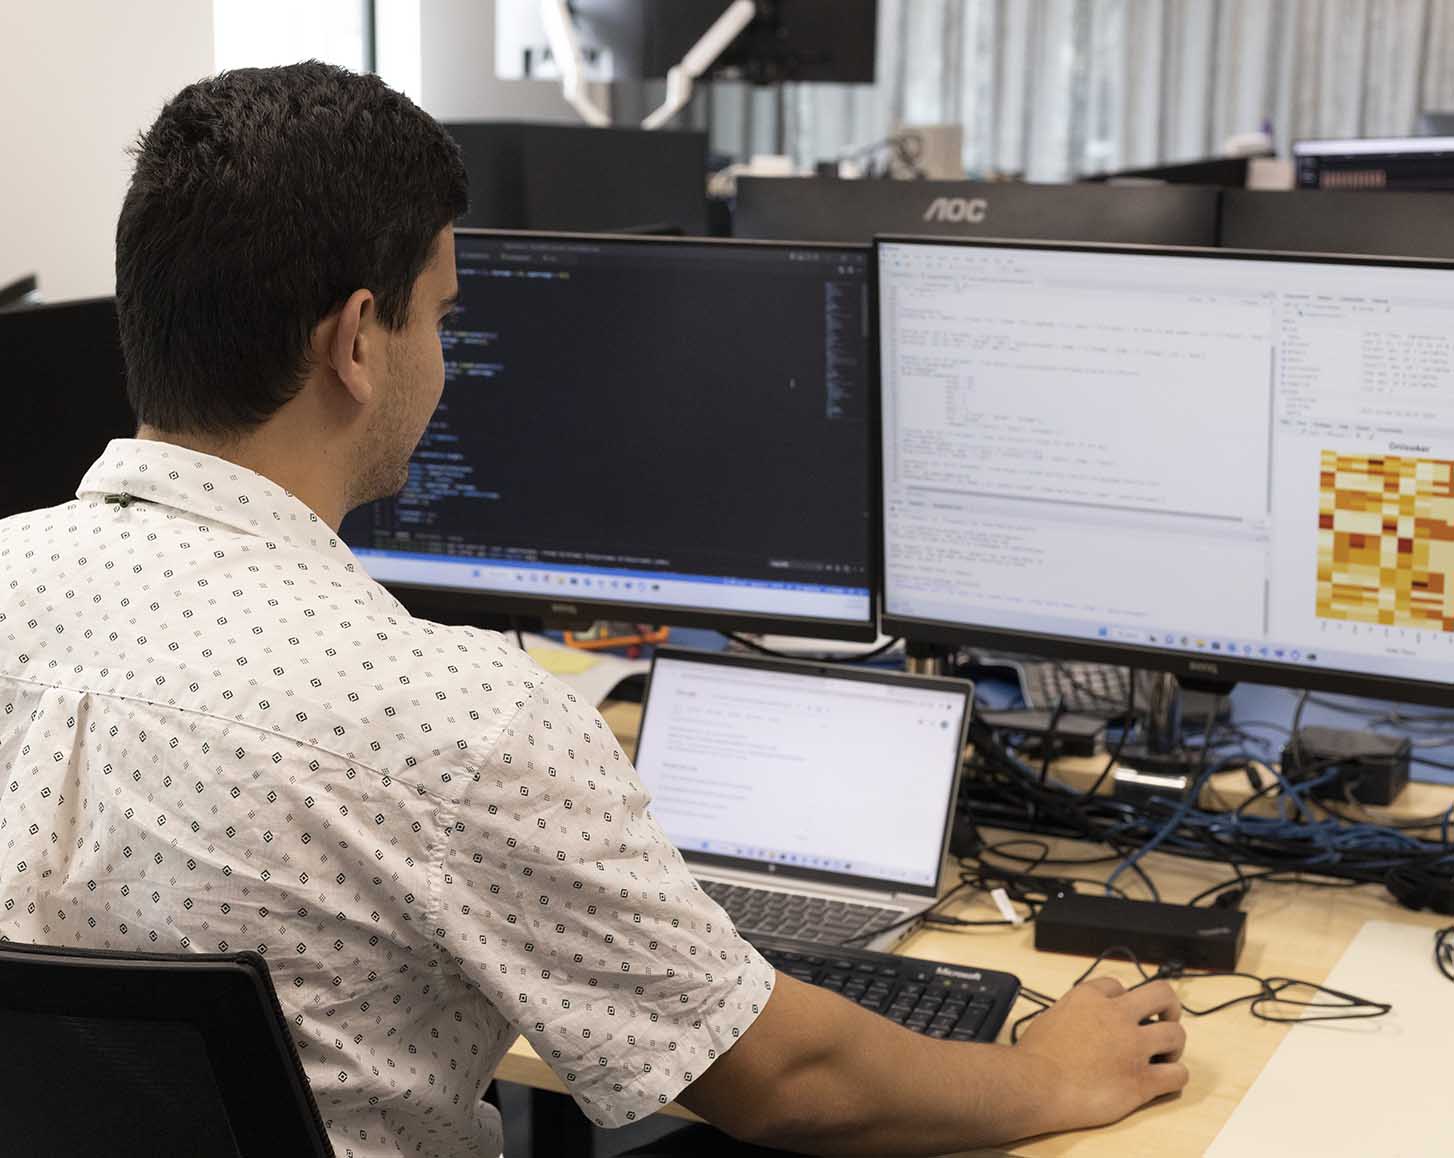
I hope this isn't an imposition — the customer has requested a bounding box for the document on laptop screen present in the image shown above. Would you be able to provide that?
[635,657,967,888]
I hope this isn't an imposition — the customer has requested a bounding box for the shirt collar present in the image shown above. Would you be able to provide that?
[77,438,361,566]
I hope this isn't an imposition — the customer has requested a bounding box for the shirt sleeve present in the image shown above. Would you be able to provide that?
[437,669,776,1127]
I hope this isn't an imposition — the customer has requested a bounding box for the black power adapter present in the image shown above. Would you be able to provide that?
[1281,726,1411,806]
[1035,892,1246,971]
[976,709,1106,757]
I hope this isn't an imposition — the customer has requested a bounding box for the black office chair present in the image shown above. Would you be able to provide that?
[0,941,334,1158]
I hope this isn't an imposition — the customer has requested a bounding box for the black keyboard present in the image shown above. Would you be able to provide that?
[701,879,903,944]
[751,933,1021,1042]
[1021,660,1133,715]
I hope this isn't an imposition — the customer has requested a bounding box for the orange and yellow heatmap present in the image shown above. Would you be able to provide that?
[1316,451,1454,633]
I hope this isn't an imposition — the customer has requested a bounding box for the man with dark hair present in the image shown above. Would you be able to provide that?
[0,64,1187,1156]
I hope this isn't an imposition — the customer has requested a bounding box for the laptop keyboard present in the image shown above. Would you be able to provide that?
[701,879,906,945]
[751,933,1021,1042]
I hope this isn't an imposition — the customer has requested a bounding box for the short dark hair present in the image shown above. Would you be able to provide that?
[116,62,468,434]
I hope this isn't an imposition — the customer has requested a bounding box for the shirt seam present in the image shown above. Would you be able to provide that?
[425,683,543,937]
[0,669,457,803]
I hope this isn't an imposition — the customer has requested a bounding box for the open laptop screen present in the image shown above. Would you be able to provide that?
[634,650,971,895]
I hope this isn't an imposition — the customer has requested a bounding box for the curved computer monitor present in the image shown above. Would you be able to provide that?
[875,236,1454,708]
[341,229,877,641]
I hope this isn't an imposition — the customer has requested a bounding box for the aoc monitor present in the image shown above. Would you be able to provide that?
[733,176,1221,247]
[1219,188,1454,259]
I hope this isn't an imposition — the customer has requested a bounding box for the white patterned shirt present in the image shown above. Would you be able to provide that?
[0,438,774,1158]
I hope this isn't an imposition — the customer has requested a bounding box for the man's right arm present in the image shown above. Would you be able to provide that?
[676,972,1188,1156]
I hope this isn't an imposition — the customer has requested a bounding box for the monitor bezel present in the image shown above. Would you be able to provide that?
[873,233,1454,709]
[1292,135,1454,158]
[351,228,882,643]
[633,646,973,899]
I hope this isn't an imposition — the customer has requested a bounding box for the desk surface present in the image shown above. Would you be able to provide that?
[498,700,1453,1157]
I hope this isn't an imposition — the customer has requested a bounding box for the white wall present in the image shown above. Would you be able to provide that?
[416,0,582,121]
[0,0,596,302]
[0,2,215,302]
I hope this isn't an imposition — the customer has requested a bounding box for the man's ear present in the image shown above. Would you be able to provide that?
[327,288,378,406]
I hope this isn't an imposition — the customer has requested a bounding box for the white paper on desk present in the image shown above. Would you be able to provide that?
[1206,920,1454,1158]
[519,633,650,705]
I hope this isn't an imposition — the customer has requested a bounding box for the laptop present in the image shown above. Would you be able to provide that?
[634,648,974,952]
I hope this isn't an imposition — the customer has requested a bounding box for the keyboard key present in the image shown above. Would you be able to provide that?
[749,933,1017,1045]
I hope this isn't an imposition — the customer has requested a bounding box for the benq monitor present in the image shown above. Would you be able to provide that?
[341,230,877,640]
[876,236,1454,708]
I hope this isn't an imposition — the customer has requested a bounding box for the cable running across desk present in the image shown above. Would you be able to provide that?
[1005,946,1392,1045]
[961,708,1454,912]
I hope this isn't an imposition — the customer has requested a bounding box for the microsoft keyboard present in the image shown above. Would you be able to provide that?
[700,879,904,945]
[751,933,1021,1042]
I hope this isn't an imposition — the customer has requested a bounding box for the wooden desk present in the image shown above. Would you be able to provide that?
[498,701,1453,1156]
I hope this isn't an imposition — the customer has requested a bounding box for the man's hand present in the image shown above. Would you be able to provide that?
[1016,976,1189,1133]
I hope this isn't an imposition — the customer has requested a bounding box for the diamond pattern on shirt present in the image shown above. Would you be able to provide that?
[0,438,773,1158]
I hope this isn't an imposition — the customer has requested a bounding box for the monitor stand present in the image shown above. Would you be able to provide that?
[1116,671,1237,781]
[905,639,955,677]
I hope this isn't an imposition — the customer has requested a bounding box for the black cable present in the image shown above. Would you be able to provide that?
[837,881,984,947]
[1007,945,1392,1043]
[977,838,1123,868]
[1185,869,1370,908]
[723,632,904,665]
[1437,926,1454,983]
[1039,697,1067,787]
[1078,669,1138,800]
[961,721,1451,900]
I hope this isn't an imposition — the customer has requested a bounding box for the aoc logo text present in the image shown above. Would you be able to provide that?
[923,196,989,224]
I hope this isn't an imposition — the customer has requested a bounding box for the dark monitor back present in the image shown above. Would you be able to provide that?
[0,297,135,520]
[732,177,1221,246]
[1083,155,1255,188]
[1221,189,1454,258]
[447,121,709,235]
[572,0,876,84]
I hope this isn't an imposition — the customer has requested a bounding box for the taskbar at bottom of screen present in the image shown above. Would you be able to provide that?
[353,549,873,623]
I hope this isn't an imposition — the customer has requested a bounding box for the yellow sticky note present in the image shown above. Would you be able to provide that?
[527,646,601,676]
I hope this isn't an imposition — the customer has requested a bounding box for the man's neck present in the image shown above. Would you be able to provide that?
[134,423,351,530]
